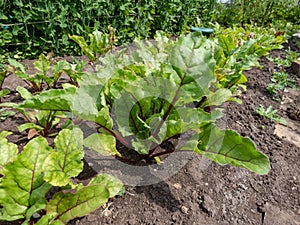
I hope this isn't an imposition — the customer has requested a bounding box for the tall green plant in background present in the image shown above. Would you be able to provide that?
[214,0,300,26]
[0,0,299,62]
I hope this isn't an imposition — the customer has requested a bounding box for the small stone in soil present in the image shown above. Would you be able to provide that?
[200,195,216,217]
[173,183,182,189]
[181,206,189,214]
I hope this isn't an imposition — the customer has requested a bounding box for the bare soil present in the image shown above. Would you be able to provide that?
[1,43,299,225]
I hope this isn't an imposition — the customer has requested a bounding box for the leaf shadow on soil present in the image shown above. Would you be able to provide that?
[134,182,181,213]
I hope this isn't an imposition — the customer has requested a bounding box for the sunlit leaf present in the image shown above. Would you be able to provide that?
[43,129,84,187]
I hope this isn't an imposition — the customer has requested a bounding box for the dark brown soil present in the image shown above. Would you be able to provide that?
[1,43,299,225]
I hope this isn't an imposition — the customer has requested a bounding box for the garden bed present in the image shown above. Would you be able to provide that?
[1,41,299,225]
[69,47,299,225]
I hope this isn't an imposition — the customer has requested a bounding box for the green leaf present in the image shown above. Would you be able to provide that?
[34,213,61,225]
[43,128,84,187]
[90,30,110,55]
[0,132,18,174]
[0,131,12,139]
[34,54,50,76]
[206,88,232,106]
[8,58,26,73]
[69,34,95,61]
[19,86,76,111]
[196,124,270,175]
[16,86,32,100]
[46,185,109,224]
[0,137,52,220]
[24,199,47,224]
[52,60,72,82]
[169,32,215,98]
[83,133,121,157]
[44,173,123,224]
[177,108,223,132]
[88,174,124,197]
[0,89,10,98]
[18,122,44,132]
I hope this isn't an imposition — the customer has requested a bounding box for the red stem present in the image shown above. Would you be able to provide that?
[100,125,129,146]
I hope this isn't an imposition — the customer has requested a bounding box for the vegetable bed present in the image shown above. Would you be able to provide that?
[0,32,299,225]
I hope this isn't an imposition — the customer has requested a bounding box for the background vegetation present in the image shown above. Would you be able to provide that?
[0,0,299,61]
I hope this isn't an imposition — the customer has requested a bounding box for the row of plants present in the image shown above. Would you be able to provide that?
[0,25,290,223]
[0,0,299,62]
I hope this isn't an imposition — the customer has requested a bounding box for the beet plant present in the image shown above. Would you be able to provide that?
[8,54,86,91]
[0,129,123,224]
[16,32,270,175]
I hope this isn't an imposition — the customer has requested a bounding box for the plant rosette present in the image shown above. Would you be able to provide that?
[11,32,270,187]
[68,32,270,186]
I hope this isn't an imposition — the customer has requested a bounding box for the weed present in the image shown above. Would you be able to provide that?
[266,71,296,95]
[256,104,286,124]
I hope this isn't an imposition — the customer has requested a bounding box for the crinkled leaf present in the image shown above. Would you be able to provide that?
[0,137,52,220]
[83,133,121,157]
[52,60,71,78]
[90,30,110,55]
[44,173,123,224]
[72,84,112,128]
[170,32,215,97]
[43,128,84,187]
[177,108,223,132]
[196,124,270,175]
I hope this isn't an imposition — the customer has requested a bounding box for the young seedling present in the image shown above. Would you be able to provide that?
[8,55,87,92]
[256,104,286,124]
[267,49,299,67]
[266,71,296,95]
[0,86,72,137]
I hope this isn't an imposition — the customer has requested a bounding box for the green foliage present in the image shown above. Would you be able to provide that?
[267,49,299,67]
[0,65,9,103]
[256,104,286,124]
[69,32,269,174]
[1,0,297,62]
[43,129,84,187]
[69,28,114,62]
[196,124,270,175]
[0,108,16,121]
[214,0,300,27]
[0,129,124,224]
[213,24,285,91]
[0,0,216,61]
[0,131,18,174]
[266,71,296,95]
[0,86,74,136]
[8,55,86,91]
[8,32,270,174]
